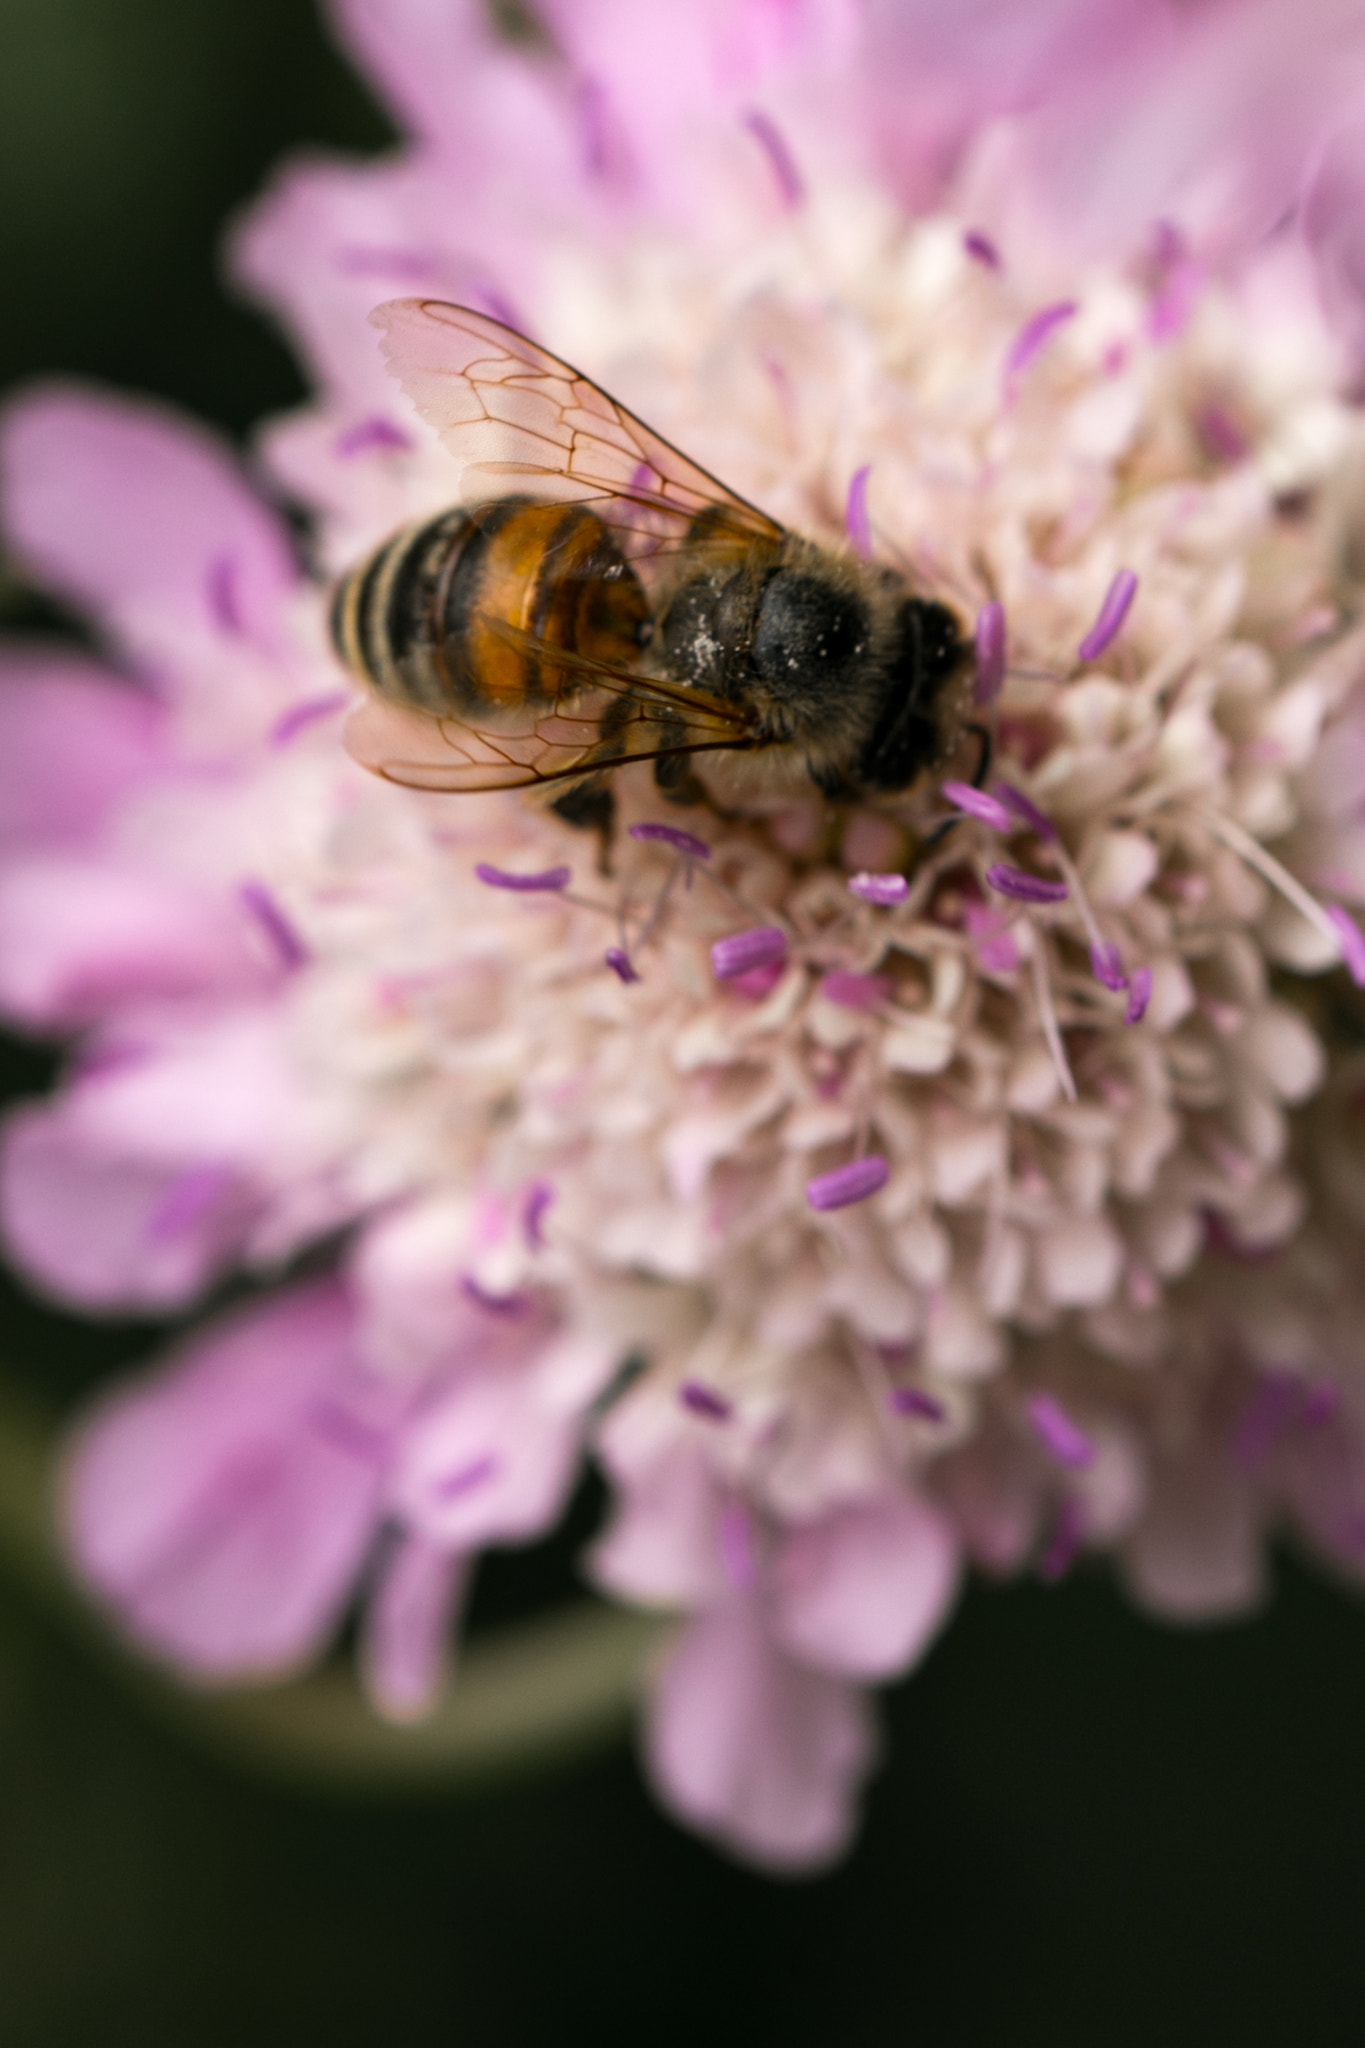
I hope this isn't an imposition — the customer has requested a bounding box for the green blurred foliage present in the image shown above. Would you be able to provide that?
[0,5,1364,2042]
[0,0,391,430]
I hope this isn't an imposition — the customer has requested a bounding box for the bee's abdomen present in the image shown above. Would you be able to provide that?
[331,497,648,717]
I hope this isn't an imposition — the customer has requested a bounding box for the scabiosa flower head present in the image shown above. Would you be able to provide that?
[9,0,1365,1873]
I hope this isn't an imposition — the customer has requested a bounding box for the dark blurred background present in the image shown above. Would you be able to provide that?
[1,3,1364,2042]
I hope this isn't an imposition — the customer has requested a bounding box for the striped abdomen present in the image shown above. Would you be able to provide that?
[331,496,649,717]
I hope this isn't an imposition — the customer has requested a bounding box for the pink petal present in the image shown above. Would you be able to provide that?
[332,0,575,165]
[0,385,297,662]
[0,1102,256,1313]
[768,1491,961,1680]
[361,1532,470,1722]
[0,858,264,1029]
[392,1362,583,1549]
[645,1598,878,1873]
[0,654,164,853]
[589,1441,731,1607]
[61,1283,392,1679]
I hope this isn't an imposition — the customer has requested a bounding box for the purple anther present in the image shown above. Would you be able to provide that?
[806,1154,889,1212]
[971,602,1005,706]
[732,962,785,1000]
[1196,401,1250,465]
[1125,965,1153,1024]
[845,464,873,560]
[605,946,640,984]
[992,780,1056,841]
[1327,905,1365,987]
[942,780,1012,831]
[523,1180,555,1250]
[146,1162,234,1244]
[629,821,712,860]
[712,926,788,980]
[986,864,1067,905]
[963,230,1001,269]
[848,871,909,906]
[1026,1393,1095,1469]
[461,1275,534,1318]
[1090,943,1128,992]
[334,416,412,460]
[1039,1496,1086,1582]
[680,1380,733,1423]
[433,1454,498,1502]
[742,107,804,209]
[820,970,891,1010]
[1077,568,1139,663]
[206,553,244,637]
[475,862,571,892]
[1005,300,1077,385]
[239,880,307,970]
[890,1387,945,1421]
[270,692,349,747]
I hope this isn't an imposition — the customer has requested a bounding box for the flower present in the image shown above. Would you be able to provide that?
[8,0,1365,1873]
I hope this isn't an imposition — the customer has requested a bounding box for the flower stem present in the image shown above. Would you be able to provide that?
[0,1373,666,1791]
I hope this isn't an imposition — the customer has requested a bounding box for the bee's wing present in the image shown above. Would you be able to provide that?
[370,298,784,571]
[343,631,756,795]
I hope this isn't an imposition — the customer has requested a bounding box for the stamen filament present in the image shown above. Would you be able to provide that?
[1202,808,1355,966]
[1030,946,1078,1101]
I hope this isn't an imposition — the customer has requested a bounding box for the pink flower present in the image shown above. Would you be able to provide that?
[9,0,1365,1874]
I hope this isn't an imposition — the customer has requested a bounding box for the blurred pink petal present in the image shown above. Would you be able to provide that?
[646,1597,878,1872]
[62,1283,393,1679]
[768,1491,961,1680]
[332,0,576,168]
[0,385,298,670]
[391,1362,585,1550]
[0,1102,256,1312]
[0,654,164,854]
[0,858,264,1029]
[590,1441,731,1608]
[361,1531,470,1721]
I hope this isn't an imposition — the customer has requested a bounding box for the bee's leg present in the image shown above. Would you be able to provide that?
[809,758,858,802]
[653,749,708,808]
[551,776,617,873]
[919,723,995,854]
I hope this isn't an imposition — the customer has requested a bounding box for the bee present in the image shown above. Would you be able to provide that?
[332,299,972,834]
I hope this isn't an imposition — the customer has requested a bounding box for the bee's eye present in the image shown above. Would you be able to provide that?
[752,573,864,682]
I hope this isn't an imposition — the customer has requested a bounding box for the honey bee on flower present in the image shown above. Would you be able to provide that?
[7,0,1365,1882]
